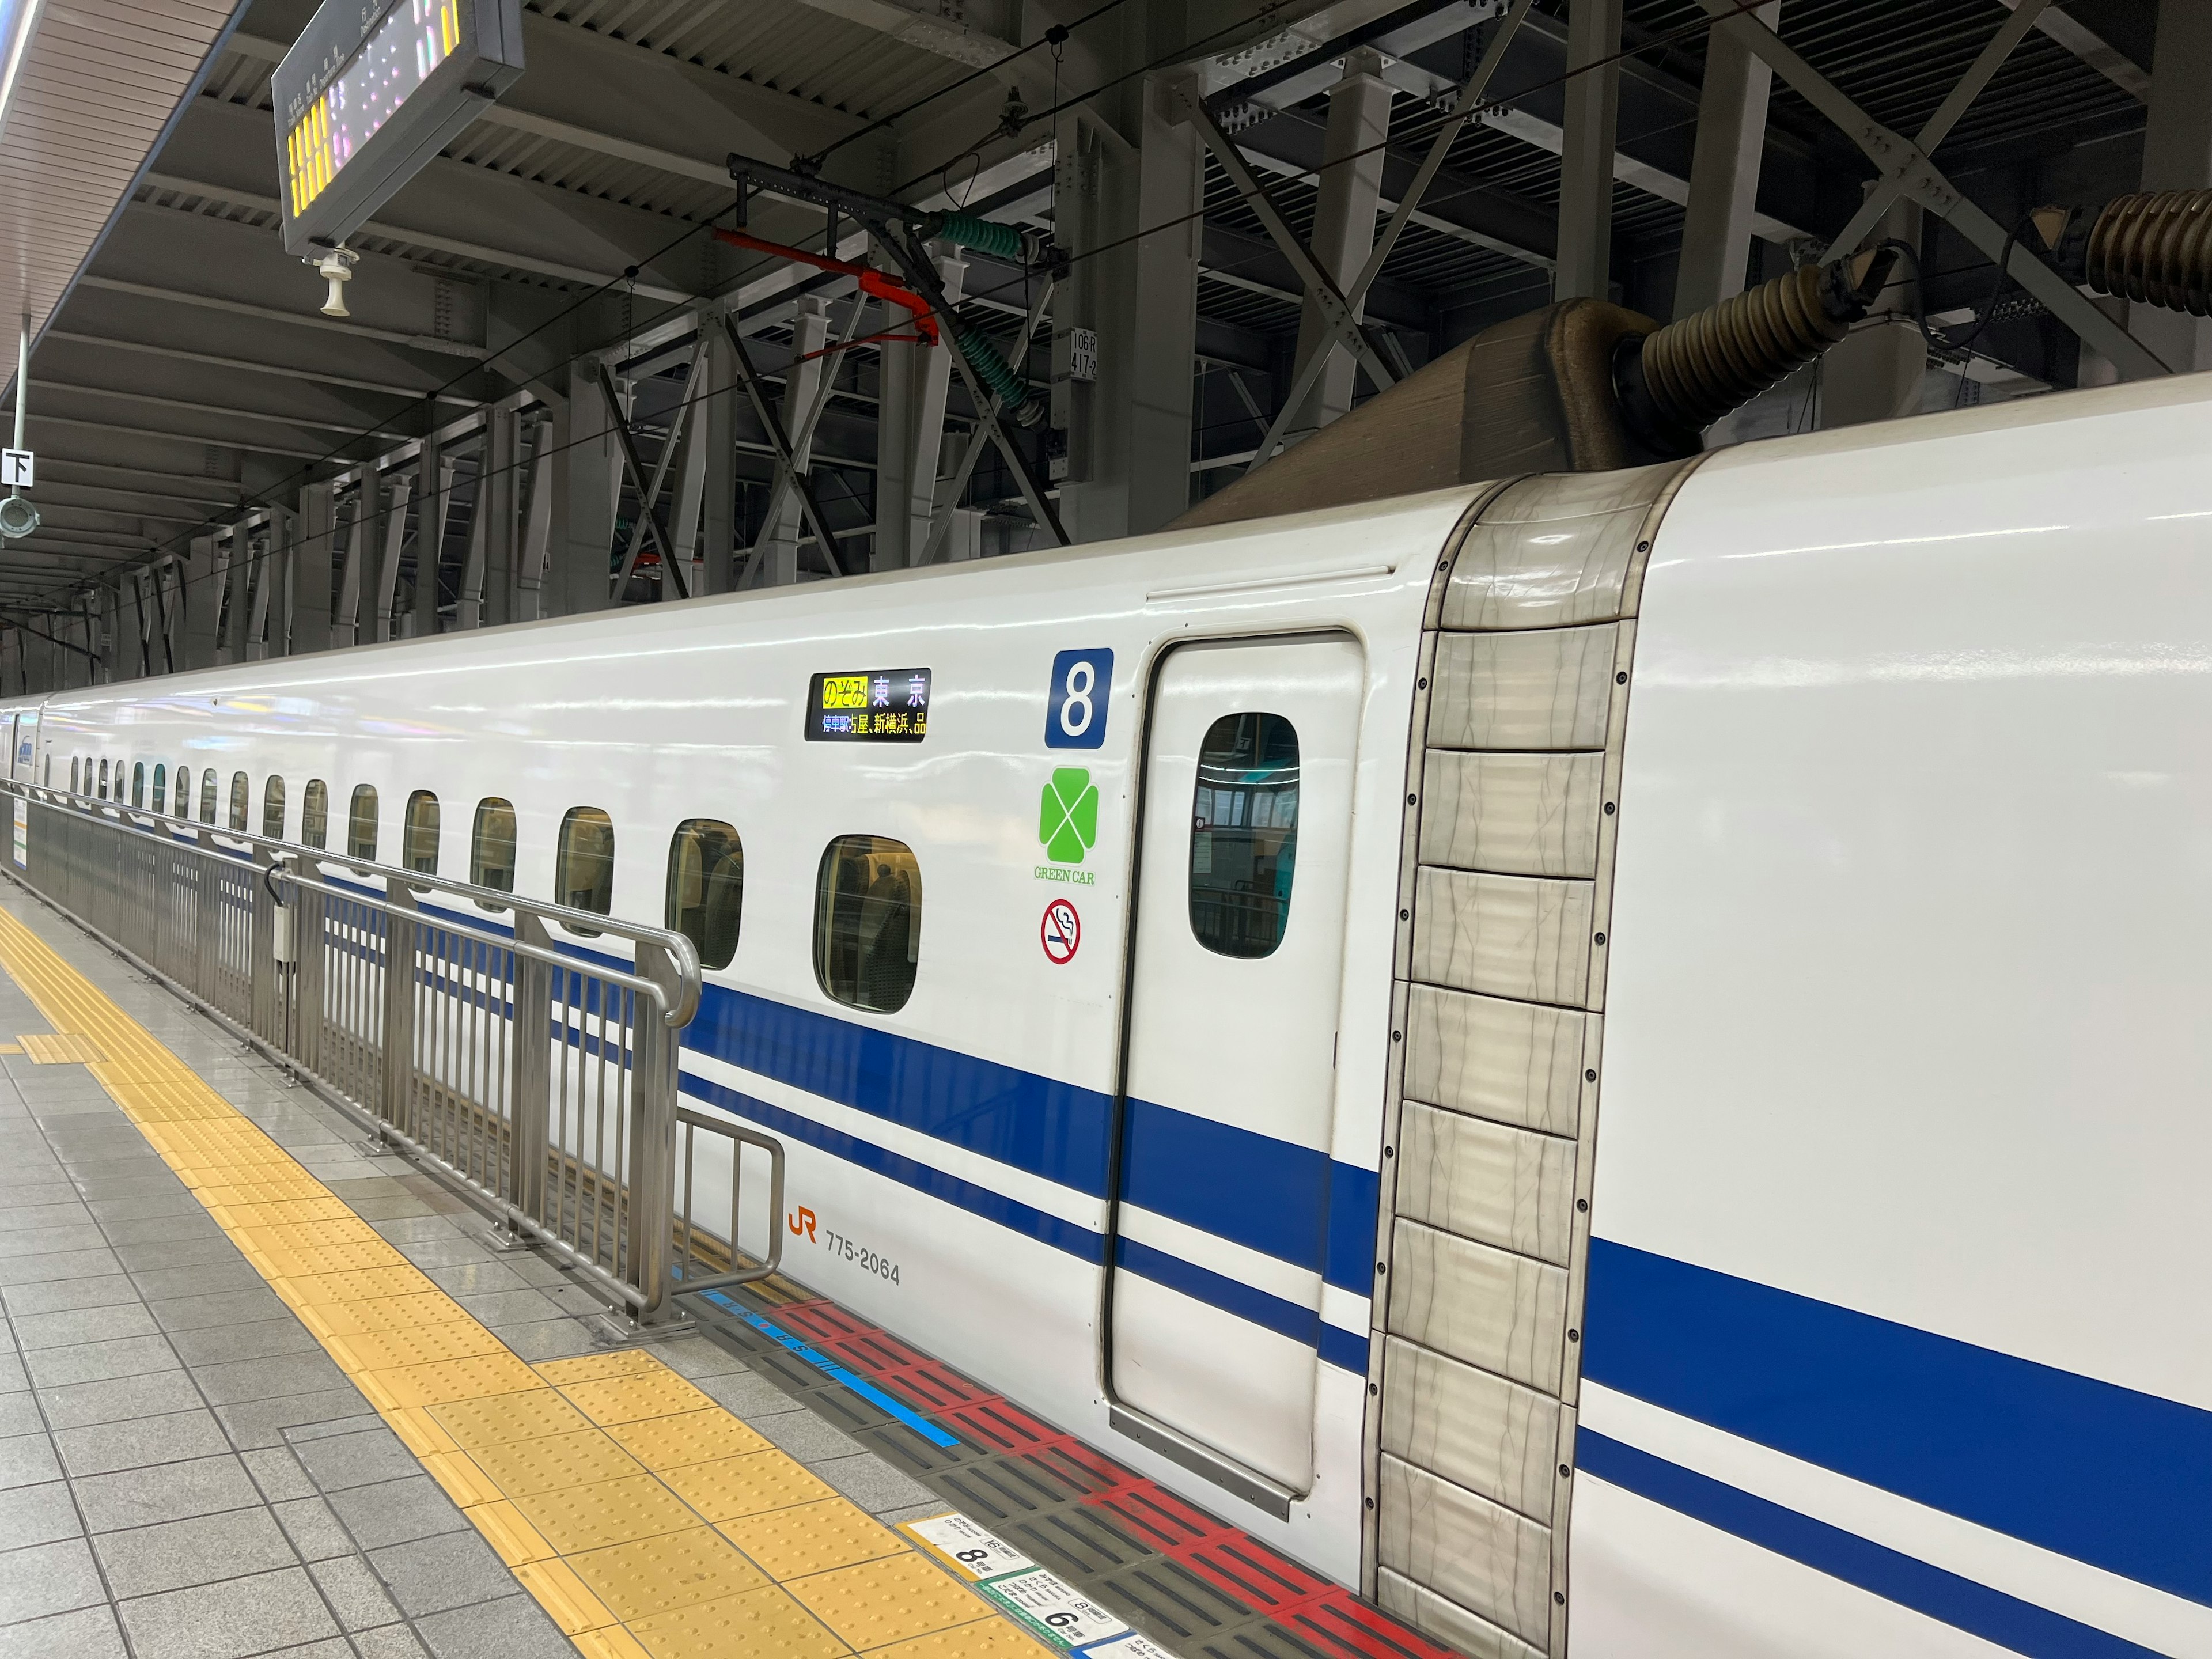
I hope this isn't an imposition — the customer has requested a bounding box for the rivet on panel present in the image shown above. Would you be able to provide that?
[1377,1261,1387,1275]
[1392,1031,1402,1041]
[1584,1068,1596,1082]
[1615,671,1627,684]
[1407,793,1417,806]
[1399,910,1408,921]
[1604,802,1615,815]
[1384,1146,1394,1158]
[1555,1590,1567,1605]
[1366,1497,1376,1509]
[1637,540,1650,552]
[1567,1328,1580,1342]
[1369,1383,1378,1396]
[1417,677,1427,690]
[1559,1464,1571,1478]
[1593,932,1606,946]
[1577,1199,1589,1212]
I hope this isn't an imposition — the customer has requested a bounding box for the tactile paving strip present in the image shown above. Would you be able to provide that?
[695,1283,1464,1659]
[0,902,1050,1659]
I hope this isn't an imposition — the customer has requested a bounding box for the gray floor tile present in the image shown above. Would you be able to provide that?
[68,1180,185,1206]
[411,1594,577,1659]
[655,1335,751,1381]
[214,1389,373,1452]
[501,1256,576,1290]
[0,1535,106,1624]
[11,1302,160,1351]
[419,1263,528,1297]
[52,1409,229,1478]
[383,1240,490,1271]
[0,1392,39,1438]
[131,1262,276,1301]
[323,1476,467,1551]
[147,1287,287,1332]
[692,1366,805,1421]
[282,1416,383,1445]
[0,1224,108,1260]
[365,1530,521,1618]
[0,1200,91,1232]
[0,1479,83,1550]
[91,1505,297,1599]
[488,1321,600,1363]
[0,1429,62,1490]
[342,1196,437,1222]
[365,1217,461,1245]
[350,1626,430,1659]
[191,1351,350,1407]
[169,1319,321,1366]
[305,1554,402,1632]
[315,1179,408,1204]
[85,1192,204,1222]
[94,1213,222,1248]
[811,1450,941,1516]
[0,1353,25,1393]
[113,1237,242,1272]
[450,1290,565,1327]
[71,1451,260,1533]
[116,1565,342,1659]
[0,1602,127,1659]
[290,1427,418,1494]
[37,1368,204,1432]
[0,1247,123,1287]
[0,1274,138,1317]
[24,1333,180,1389]
[271,1495,354,1562]
[242,1446,316,1503]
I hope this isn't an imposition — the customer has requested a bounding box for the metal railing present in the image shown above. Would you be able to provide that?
[1,780,781,1321]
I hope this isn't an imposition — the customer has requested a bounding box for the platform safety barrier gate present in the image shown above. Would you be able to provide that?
[1,783,782,1322]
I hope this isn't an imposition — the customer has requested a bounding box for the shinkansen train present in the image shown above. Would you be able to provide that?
[6,369,2210,1659]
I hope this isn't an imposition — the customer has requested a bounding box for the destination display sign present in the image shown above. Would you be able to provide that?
[805,669,932,743]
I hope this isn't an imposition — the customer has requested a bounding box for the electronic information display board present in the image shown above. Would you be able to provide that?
[805,670,933,743]
[274,0,524,255]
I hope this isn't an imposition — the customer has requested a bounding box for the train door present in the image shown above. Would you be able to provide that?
[1109,635,1362,1500]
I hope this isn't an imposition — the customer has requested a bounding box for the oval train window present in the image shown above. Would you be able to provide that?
[471,798,517,906]
[263,776,286,840]
[229,771,249,831]
[666,820,743,970]
[348,786,378,861]
[154,765,169,816]
[554,807,615,935]
[198,770,217,824]
[132,763,146,809]
[814,835,921,1014]
[302,781,329,849]
[1189,712,1300,959]
[404,791,440,875]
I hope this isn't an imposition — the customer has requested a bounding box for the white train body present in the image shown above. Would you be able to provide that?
[9,373,2212,1658]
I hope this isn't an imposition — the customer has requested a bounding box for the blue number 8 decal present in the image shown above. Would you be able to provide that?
[1045,648,1113,749]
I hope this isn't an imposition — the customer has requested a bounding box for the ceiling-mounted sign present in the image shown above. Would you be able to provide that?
[805,670,931,743]
[272,0,525,256]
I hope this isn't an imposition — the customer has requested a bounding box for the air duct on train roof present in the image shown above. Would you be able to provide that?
[1176,187,2212,534]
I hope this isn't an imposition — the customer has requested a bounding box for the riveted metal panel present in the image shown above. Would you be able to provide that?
[1377,1569,1547,1659]
[1410,868,1594,1008]
[1419,751,1605,878]
[1402,984,1589,1137]
[1438,463,1691,633]
[1385,1219,1566,1393]
[1395,1104,1577,1268]
[1376,1456,1553,1650]
[1428,628,1618,753]
[1380,1334,1560,1522]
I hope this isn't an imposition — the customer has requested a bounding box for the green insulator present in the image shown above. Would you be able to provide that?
[953,319,1035,419]
[924,213,1027,261]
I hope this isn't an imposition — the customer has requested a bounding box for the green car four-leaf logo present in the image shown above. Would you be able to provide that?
[1039,767,1099,865]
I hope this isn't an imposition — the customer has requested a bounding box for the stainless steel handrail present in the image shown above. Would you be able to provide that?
[0,778,770,1324]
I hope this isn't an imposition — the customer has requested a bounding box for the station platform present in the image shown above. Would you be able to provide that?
[0,888,1451,1659]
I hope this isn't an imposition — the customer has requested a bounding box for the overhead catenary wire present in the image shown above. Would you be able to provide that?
[6,0,1946,623]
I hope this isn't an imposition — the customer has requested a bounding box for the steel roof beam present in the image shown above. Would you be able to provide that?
[788,0,1017,69]
[1997,0,2149,100]
[44,331,478,408]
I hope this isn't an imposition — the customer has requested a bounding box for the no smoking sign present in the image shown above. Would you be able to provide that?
[1040,899,1080,965]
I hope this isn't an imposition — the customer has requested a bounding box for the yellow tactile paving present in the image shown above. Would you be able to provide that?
[0,902,1048,1659]
[18,1030,103,1062]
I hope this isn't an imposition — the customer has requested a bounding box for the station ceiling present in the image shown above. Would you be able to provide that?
[0,0,2160,605]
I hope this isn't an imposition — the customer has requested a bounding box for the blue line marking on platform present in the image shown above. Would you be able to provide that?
[698,1292,960,1448]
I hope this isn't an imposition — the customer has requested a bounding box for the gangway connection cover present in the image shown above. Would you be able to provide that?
[273,0,523,256]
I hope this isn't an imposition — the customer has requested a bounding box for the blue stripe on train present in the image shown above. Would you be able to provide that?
[1577,1432,2163,1659]
[1584,1238,2212,1606]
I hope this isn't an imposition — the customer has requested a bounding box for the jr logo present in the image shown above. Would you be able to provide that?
[788,1206,817,1241]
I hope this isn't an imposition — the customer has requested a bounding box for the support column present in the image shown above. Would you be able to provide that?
[902,250,966,563]
[1676,1,1779,316]
[416,442,450,637]
[182,536,218,670]
[374,469,413,642]
[1290,52,1394,432]
[874,291,919,571]
[264,512,293,660]
[548,359,619,616]
[2139,0,2212,372]
[701,321,740,594]
[1821,195,1927,427]
[761,298,832,588]
[478,408,518,628]
[1556,0,1624,300]
[294,481,334,654]
[223,536,253,661]
[1055,71,1204,542]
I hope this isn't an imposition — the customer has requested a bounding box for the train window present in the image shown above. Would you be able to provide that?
[132,763,145,809]
[263,776,285,840]
[198,770,217,824]
[302,781,329,849]
[348,786,378,862]
[156,766,171,816]
[554,808,615,935]
[471,798,516,907]
[229,771,249,831]
[1189,713,1300,960]
[404,791,440,875]
[68,758,77,795]
[98,759,109,799]
[814,836,921,1014]
[666,820,743,971]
